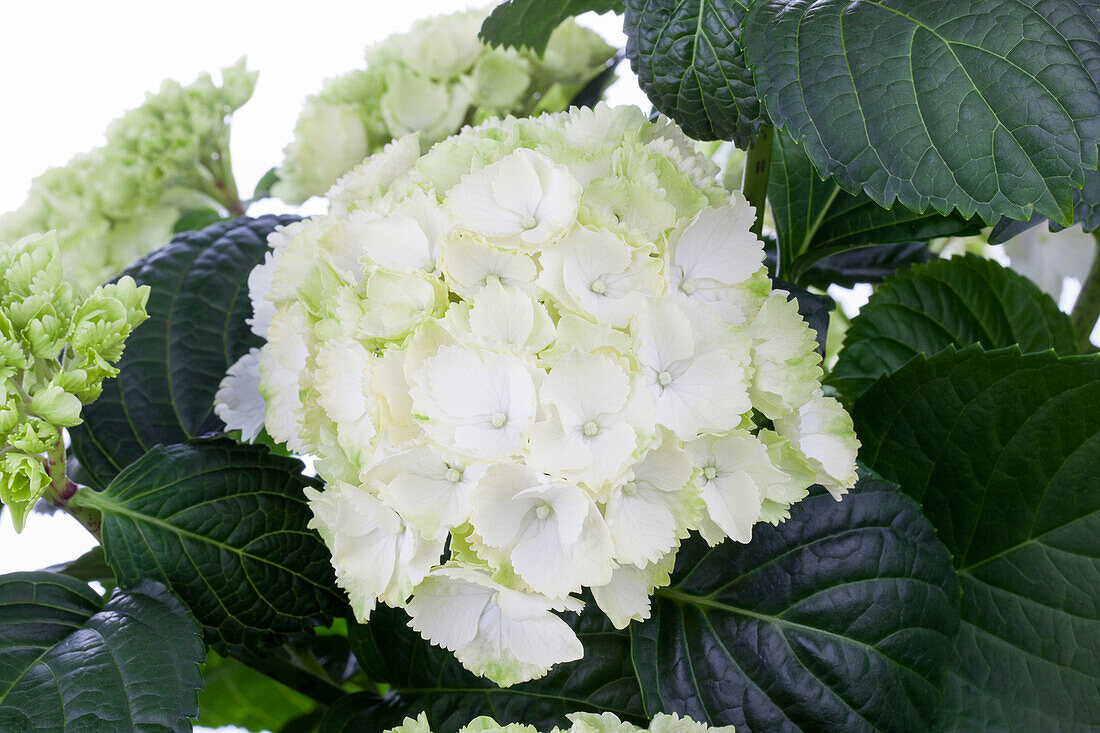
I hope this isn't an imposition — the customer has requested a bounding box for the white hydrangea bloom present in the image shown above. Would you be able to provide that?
[238,104,859,686]
[307,481,444,620]
[774,391,860,499]
[214,348,265,442]
[590,551,676,630]
[447,149,582,251]
[406,564,584,686]
[471,464,615,597]
[383,711,730,733]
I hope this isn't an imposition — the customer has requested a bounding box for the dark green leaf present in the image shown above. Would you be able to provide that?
[830,254,1079,400]
[624,0,762,146]
[768,131,981,280]
[634,480,959,732]
[791,242,935,291]
[480,0,624,54]
[347,601,645,732]
[742,0,1100,227]
[854,347,1100,730]
[70,214,301,489]
[44,546,115,588]
[252,167,282,202]
[568,52,622,110]
[989,166,1100,243]
[197,652,316,732]
[0,572,203,731]
[320,694,408,733]
[173,207,227,234]
[75,438,342,655]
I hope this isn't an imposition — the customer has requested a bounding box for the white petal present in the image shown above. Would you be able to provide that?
[215,348,266,442]
[590,555,674,629]
[773,391,859,499]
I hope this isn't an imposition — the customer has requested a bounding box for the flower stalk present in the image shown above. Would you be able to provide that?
[44,436,101,541]
[742,125,773,241]
[1070,233,1100,351]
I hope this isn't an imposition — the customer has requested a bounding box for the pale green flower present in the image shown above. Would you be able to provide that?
[272,9,615,203]
[1,62,255,286]
[0,232,148,529]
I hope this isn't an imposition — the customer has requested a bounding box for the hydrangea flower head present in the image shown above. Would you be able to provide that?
[0,62,256,286]
[271,8,616,204]
[235,104,859,686]
[0,232,149,529]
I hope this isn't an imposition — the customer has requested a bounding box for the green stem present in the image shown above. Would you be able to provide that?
[44,435,101,541]
[237,652,351,706]
[741,126,774,241]
[1071,233,1100,351]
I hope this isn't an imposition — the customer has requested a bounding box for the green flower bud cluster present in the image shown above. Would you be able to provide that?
[272,9,616,204]
[0,60,257,287]
[0,232,149,531]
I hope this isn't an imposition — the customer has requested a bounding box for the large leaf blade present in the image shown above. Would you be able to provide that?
[69,214,300,489]
[76,438,342,656]
[480,0,624,54]
[633,480,959,732]
[768,131,981,281]
[742,0,1100,227]
[624,0,762,146]
[0,572,203,731]
[830,254,1079,400]
[854,347,1100,730]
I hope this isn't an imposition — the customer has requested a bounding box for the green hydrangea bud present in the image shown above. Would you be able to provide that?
[0,232,149,529]
[1,453,50,532]
[29,384,82,427]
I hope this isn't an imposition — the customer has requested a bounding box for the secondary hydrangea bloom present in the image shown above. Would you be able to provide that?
[231,104,859,686]
[0,61,256,286]
[386,712,733,733]
[0,232,149,529]
[271,8,615,203]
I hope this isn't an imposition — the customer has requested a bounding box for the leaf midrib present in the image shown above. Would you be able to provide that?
[82,492,334,594]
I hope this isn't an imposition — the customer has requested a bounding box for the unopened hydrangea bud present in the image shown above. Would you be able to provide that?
[0,232,149,530]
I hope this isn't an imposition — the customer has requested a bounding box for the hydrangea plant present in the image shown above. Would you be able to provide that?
[2,2,1098,731]
[0,61,255,286]
[270,8,615,204]
[227,104,859,685]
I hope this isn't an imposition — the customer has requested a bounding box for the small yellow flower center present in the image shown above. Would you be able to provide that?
[485,273,502,285]
[521,215,538,230]
[590,278,607,295]
[623,481,638,496]
[657,370,673,387]
[535,504,552,520]
[491,411,508,428]
[445,467,462,483]
[680,278,697,295]
[703,465,718,481]
[583,420,599,437]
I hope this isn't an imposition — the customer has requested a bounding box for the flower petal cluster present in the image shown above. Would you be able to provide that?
[386,712,733,733]
[0,61,256,286]
[234,104,859,685]
[271,9,615,204]
[0,232,150,529]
